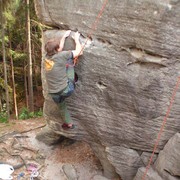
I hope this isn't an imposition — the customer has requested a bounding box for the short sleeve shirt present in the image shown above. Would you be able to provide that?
[44,51,73,93]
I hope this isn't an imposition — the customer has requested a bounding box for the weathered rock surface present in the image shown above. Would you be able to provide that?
[34,0,180,179]
[62,164,78,180]
[106,146,144,180]
[135,133,180,180]
[154,133,180,179]
[92,175,110,180]
[134,167,163,180]
[140,152,158,166]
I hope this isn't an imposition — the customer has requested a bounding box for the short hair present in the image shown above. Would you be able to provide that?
[45,39,60,56]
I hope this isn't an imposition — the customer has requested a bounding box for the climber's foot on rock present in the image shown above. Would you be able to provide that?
[62,123,76,130]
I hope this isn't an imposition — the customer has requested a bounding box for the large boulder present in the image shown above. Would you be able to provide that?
[134,133,180,180]
[134,167,163,180]
[34,0,180,179]
[154,133,180,179]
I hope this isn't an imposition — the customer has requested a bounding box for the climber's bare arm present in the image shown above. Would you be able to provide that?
[72,31,83,58]
[58,30,71,52]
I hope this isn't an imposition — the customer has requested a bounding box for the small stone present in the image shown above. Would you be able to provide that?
[92,175,110,180]
[62,164,78,180]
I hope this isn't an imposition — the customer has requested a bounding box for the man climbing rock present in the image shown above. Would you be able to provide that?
[36,30,83,145]
[44,30,83,129]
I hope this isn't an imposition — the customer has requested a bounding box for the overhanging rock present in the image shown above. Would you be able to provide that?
[34,0,180,179]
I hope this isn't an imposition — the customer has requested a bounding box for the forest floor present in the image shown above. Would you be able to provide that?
[0,118,111,180]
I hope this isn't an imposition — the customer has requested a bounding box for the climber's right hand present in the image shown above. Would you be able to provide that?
[63,30,71,38]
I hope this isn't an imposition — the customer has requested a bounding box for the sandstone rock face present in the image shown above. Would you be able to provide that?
[34,0,180,179]
[134,167,163,180]
[154,133,180,179]
[134,133,180,180]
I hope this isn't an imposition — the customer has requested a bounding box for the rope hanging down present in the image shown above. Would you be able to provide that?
[142,76,180,180]
[73,0,108,65]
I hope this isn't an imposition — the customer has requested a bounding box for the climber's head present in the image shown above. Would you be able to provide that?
[45,39,60,56]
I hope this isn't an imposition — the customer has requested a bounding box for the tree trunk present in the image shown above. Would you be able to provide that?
[24,63,29,109]
[0,98,2,111]
[26,0,34,112]
[0,0,10,119]
[32,43,39,96]
[9,39,18,119]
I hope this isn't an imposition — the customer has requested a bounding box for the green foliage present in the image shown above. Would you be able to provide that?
[0,77,13,93]
[0,105,8,123]
[0,112,8,123]
[4,10,15,25]
[0,0,43,117]
[19,107,43,120]
[9,49,27,62]
[0,0,12,11]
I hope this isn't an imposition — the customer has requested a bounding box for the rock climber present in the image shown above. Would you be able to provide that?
[44,30,83,129]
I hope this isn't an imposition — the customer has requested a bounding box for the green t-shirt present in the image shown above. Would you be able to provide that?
[44,51,72,93]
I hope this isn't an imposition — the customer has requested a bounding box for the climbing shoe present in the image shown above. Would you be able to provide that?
[62,123,76,130]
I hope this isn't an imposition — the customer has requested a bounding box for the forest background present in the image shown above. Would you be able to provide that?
[0,0,45,122]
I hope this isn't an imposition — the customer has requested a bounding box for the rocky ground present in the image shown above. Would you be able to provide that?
[0,118,112,180]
